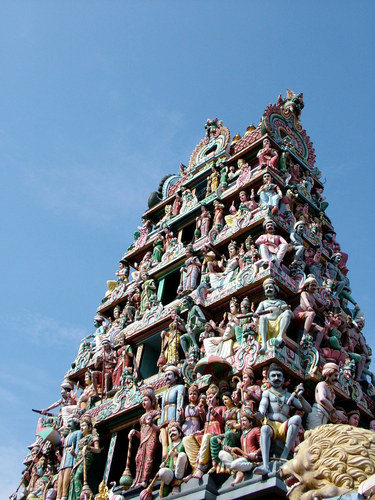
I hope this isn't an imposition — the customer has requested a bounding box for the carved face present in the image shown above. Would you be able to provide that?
[265,221,275,233]
[239,191,247,202]
[142,395,153,411]
[240,415,252,430]
[188,389,198,405]
[348,414,360,427]
[242,372,253,386]
[296,223,305,235]
[80,421,90,436]
[264,282,276,298]
[263,173,271,183]
[222,394,233,408]
[165,370,177,386]
[229,301,238,314]
[268,368,284,389]
[306,280,318,294]
[168,425,181,441]
[263,138,271,148]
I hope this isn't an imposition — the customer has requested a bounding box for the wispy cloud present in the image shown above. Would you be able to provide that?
[10,311,86,347]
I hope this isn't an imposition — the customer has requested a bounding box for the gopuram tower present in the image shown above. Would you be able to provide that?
[14,91,375,500]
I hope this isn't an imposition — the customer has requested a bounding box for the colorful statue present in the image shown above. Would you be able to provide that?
[218,408,261,485]
[183,384,225,480]
[128,387,160,489]
[179,246,201,293]
[40,379,78,428]
[159,366,186,459]
[212,200,225,229]
[159,308,186,367]
[255,218,288,266]
[238,367,262,412]
[91,339,116,398]
[206,163,220,195]
[68,416,100,500]
[179,383,205,437]
[254,278,293,352]
[290,220,305,262]
[209,241,240,290]
[209,392,241,474]
[257,173,282,212]
[253,363,311,475]
[293,275,325,340]
[257,138,279,170]
[158,421,187,497]
[112,333,133,389]
[194,205,211,240]
[306,362,347,430]
[180,295,206,356]
[56,417,81,500]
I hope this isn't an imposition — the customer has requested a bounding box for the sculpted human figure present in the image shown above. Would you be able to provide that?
[293,275,325,340]
[77,371,96,412]
[290,220,305,262]
[326,252,347,298]
[106,305,123,344]
[179,246,201,293]
[91,339,116,398]
[206,163,220,195]
[209,392,241,474]
[92,315,107,355]
[68,416,100,500]
[56,417,81,500]
[218,408,261,486]
[194,205,211,241]
[112,333,133,389]
[139,271,157,315]
[40,380,78,428]
[179,384,205,437]
[255,218,288,266]
[306,362,347,430]
[180,296,206,356]
[159,308,186,367]
[158,421,187,496]
[209,241,240,290]
[254,278,293,352]
[183,384,225,480]
[212,200,225,229]
[160,367,186,459]
[128,387,160,489]
[152,232,166,263]
[257,173,282,212]
[253,363,311,475]
[239,368,262,412]
[343,315,368,381]
[224,190,255,228]
[257,138,279,170]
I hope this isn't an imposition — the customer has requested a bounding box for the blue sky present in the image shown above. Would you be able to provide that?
[1,1,375,496]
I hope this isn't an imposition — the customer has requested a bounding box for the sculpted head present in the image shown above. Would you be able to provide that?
[280,424,375,500]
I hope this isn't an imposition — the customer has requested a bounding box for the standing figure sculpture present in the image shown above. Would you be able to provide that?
[253,363,311,476]
[254,278,293,352]
[128,387,160,489]
[160,367,186,459]
[179,246,201,293]
[56,417,81,500]
[68,416,100,500]
[290,220,306,263]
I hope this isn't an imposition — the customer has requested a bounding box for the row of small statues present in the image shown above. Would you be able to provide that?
[76,269,370,402]
[16,362,375,499]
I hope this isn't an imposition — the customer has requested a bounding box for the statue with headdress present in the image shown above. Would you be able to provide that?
[254,278,293,352]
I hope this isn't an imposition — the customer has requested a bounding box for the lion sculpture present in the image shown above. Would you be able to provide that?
[280,424,375,500]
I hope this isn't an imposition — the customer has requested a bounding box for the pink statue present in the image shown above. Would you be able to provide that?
[257,138,279,170]
[255,218,288,266]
